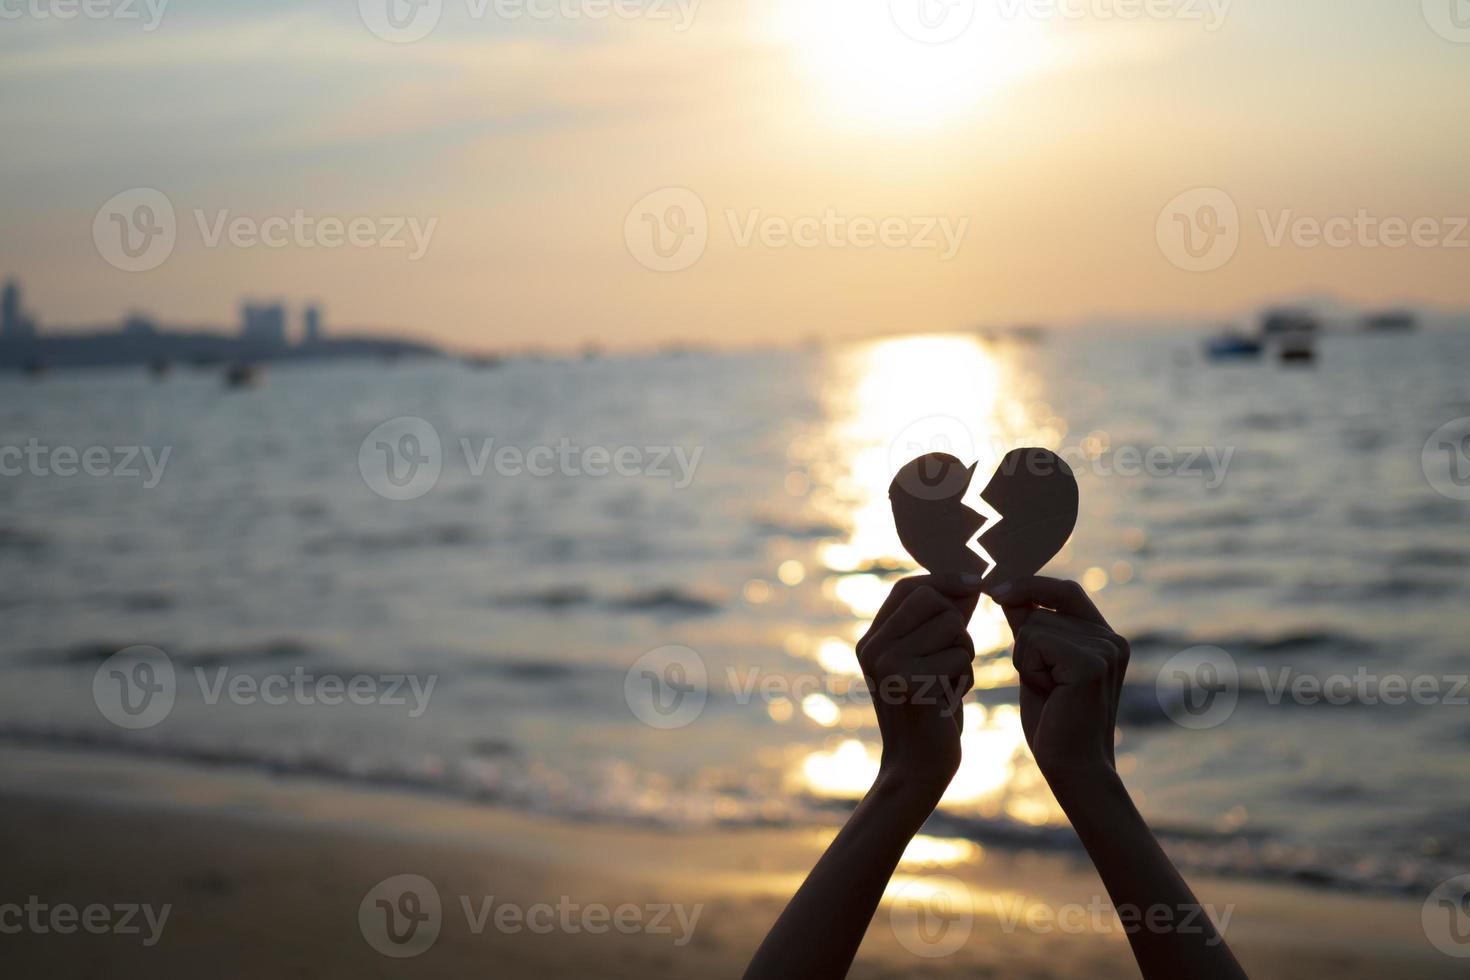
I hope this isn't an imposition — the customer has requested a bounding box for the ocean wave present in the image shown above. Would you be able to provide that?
[751,518,848,539]
[0,729,1454,898]
[302,523,485,555]
[1129,629,1374,660]
[0,525,49,557]
[492,586,595,610]
[26,638,318,668]
[1155,570,1266,593]
[493,585,723,616]
[1388,546,1470,569]
[605,588,722,615]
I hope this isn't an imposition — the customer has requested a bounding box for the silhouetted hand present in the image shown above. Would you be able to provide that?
[990,576,1248,980]
[744,574,981,980]
[856,575,980,798]
[989,576,1128,788]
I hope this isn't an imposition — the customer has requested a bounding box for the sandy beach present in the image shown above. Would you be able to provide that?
[0,746,1457,979]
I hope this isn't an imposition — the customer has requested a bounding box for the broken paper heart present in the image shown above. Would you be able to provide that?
[888,448,1078,586]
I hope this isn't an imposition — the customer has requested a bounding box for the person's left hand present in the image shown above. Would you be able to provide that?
[990,576,1130,791]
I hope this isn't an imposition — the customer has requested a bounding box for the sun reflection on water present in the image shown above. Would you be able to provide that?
[790,334,1066,828]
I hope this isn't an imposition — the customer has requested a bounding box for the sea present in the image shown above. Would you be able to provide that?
[2,324,1468,898]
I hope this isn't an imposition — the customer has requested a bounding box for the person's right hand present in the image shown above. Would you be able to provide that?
[989,576,1130,790]
[855,575,981,799]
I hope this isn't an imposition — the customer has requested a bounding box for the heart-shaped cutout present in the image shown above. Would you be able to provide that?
[888,448,1078,586]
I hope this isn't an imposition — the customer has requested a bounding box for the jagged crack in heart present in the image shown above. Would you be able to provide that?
[959,465,1001,578]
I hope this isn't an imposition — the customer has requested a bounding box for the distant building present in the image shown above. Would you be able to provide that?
[240,302,288,349]
[303,304,323,345]
[2,278,37,339]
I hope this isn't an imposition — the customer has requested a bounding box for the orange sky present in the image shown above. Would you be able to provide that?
[2,0,1468,349]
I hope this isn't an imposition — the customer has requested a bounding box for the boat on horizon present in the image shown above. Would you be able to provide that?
[1261,308,1321,336]
[1204,328,1264,360]
[1279,334,1316,365]
[224,363,260,388]
[1365,310,1417,332]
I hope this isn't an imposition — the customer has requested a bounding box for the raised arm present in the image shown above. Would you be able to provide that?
[743,574,981,980]
[992,576,1249,980]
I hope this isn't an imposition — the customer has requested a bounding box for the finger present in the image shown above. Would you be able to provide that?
[1025,610,1126,759]
[1012,624,1057,697]
[922,574,985,623]
[1027,608,1116,643]
[862,576,933,647]
[860,574,978,658]
[867,585,960,650]
[990,576,1110,629]
[1014,625,1110,690]
[900,605,970,656]
[866,574,983,632]
[1016,627,1112,767]
[917,647,975,715]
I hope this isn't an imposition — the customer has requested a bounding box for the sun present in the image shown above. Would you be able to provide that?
[777,0,1059,129]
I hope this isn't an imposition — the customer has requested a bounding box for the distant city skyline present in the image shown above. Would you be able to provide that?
[2,277,330,346]
[0,276,437,370]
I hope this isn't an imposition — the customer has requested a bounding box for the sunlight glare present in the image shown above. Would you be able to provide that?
[778,0,1057,128]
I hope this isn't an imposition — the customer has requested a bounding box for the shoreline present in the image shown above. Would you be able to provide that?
[0,746,1459,979]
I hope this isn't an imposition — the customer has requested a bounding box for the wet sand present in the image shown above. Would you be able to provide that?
[0,747,1458,979]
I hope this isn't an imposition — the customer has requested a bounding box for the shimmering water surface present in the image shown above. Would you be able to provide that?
[2,327,1468,895]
